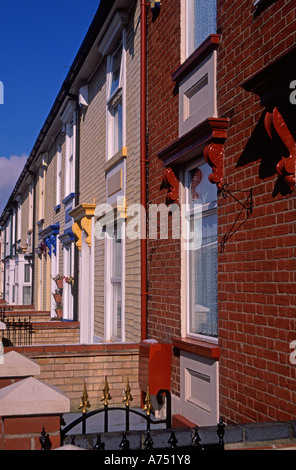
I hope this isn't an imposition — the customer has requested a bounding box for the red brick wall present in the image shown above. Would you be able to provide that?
[146,0,181,395]
[0,415,61,450]
[217,0,296,423]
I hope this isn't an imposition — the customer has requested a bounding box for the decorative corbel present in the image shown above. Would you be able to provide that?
[40,240,47,258]
[264,107,296,191]
[45,237,52,257]
[72,221,82,251]
[49,234,57,256]
[81,217,92,247]
[163,167,179,204]
[69,203,96,250]
[204,143,224,190]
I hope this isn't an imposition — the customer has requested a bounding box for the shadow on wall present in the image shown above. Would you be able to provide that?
[236,100,296,198]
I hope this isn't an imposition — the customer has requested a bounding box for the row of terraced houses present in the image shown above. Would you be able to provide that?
[1,0,296,428]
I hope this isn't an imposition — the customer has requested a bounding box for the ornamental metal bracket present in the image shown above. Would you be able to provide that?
[220,184,253,253]
[264,106,296,191]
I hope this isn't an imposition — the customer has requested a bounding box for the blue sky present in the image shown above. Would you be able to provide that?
[0,0,100,214]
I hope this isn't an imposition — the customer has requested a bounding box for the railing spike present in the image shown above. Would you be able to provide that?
[144,430,154,450]
[168,428,178,449]
[93,433,105,450]
[119,431,130,451]
[78,380,90,414]
[122,377,133,407]
[143,386,153,416]
[100,376,112,405]
[39,427,52,450]
[217,416,225,447]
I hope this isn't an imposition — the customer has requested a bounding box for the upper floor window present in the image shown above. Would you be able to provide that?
[38,161,45,221]
[185,0,217,58]
[56,146,62,207]
[65,120,75,196]
[28,183,33,231]
[60,100,76,198]
[106,34,126,160]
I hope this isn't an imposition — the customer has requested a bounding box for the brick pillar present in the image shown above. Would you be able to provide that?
[0,351,70,450]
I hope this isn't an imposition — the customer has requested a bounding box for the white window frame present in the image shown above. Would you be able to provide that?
[16,196,22,243]
[63,242,74,320]
[65,119,76,196]
[60,100,76,198]
[182,0,217,61]
[38,164,45,221]
[184,157,218,343]
[105,219,125,342]
[106,29,126,160]
[28,183,33,232]
[56,145,62,207]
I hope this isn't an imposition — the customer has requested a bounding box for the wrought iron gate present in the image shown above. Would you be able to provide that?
[59,377,225,451]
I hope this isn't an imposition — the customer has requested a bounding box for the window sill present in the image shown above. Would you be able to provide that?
[172,34,220,85]
[157,117,229,167]
[62,193,75,205]
[104,147,127,172]
[172,337,220,360]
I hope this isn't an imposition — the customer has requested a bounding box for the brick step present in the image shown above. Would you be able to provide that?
[172,414,196,428]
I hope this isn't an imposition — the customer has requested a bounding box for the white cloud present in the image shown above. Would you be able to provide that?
[0,154,28,215]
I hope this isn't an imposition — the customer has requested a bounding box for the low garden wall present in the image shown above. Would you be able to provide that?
[4,343,141,411]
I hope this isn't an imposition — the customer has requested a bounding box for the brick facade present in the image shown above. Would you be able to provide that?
[146,0,296,425]
[217,0,296,423]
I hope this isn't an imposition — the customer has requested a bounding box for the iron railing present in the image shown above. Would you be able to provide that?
[0,312,33,346]
[61,378,171,440]
[59,377,225,451]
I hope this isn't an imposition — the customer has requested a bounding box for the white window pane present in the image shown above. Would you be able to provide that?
[113,237,122,279]
[24,264,31,283]
[189,212,218,337]
[114,100,123,153]
[23,286,32,305]
[112,283,122,339]
[110,46,122,96]
[187,161,218,339]
[188,0,217,55]
[189,163,217,207]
